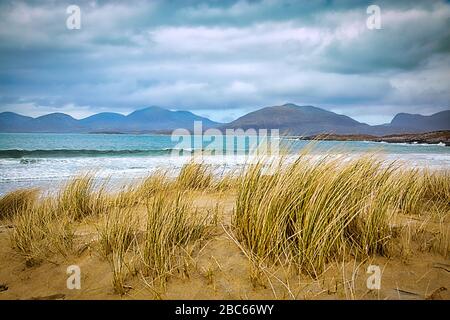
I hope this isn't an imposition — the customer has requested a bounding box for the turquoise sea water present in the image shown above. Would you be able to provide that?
[0,133,449,195]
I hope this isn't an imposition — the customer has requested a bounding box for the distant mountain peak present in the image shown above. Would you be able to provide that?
[280,103,314,109]
[280,103,299,108]
[131,106,167,113]
[36,112,76,119]
[222,103,367,135]
[389,109,450,133]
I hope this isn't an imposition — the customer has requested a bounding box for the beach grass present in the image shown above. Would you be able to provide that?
[58,173,108,220]
[232,154,449,276]
[97,206,139,294]
[11,198,74,265]
[142,191,211,284]
[176,161,213,190]
[0,188,39,220]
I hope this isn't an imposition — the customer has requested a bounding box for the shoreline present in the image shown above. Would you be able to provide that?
[297,130,450,146]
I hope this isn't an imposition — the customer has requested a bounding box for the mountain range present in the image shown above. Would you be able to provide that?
[0,104,449,136]
[223,104,450,136]
[0,106,217,134]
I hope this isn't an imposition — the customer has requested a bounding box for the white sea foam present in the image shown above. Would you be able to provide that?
[0,152,449,195]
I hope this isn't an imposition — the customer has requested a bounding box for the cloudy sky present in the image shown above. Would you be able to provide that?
[0,0,449,124]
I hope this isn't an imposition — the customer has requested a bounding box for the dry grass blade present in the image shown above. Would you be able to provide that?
[58,174,107,221]
[0,188,39,220]
[176,161,213,190]
[11,198,74,265]
[142,192,210,283]
[97,206,139,294]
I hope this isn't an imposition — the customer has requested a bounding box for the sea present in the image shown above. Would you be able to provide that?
[0,133,449,195]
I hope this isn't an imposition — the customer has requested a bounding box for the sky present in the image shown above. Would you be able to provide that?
[0,0,449,125]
